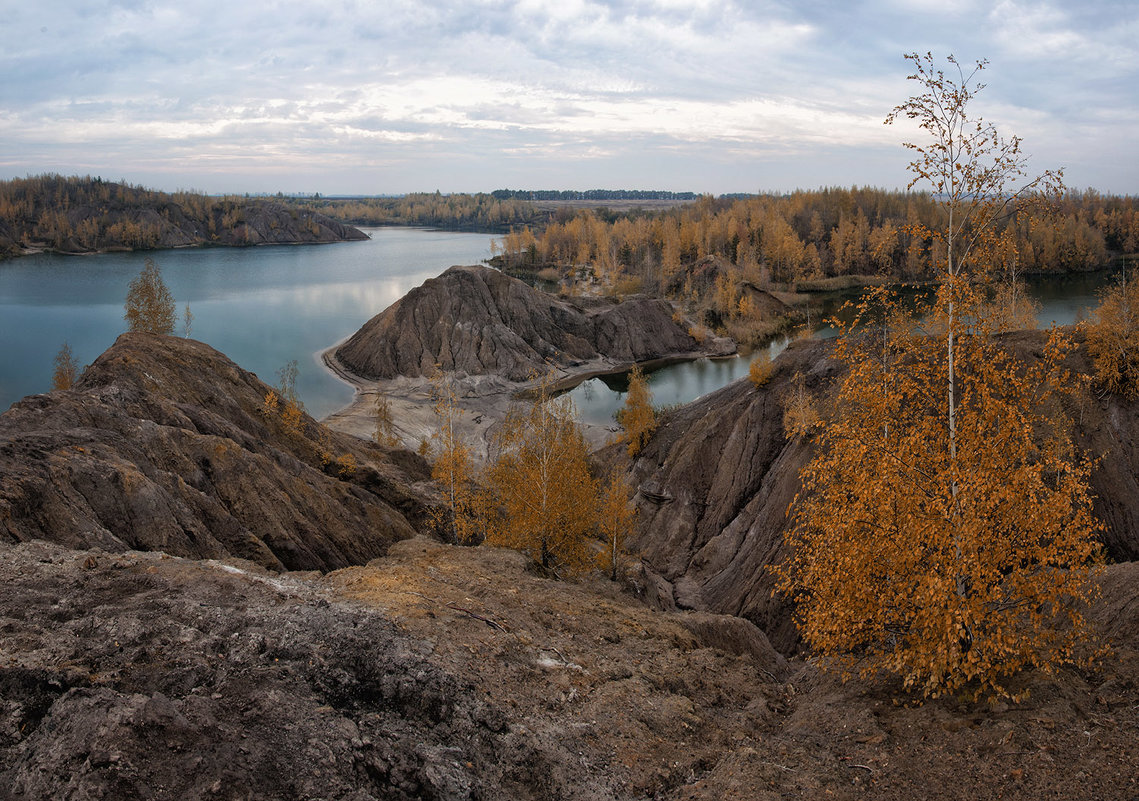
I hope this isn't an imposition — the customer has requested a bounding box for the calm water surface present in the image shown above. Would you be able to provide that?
[567,270,1121,427]
[0,240,1120,426]
[0,228,495,418]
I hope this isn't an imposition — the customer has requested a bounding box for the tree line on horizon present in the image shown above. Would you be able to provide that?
[7,175,1136,275]
[495,187,1139,286]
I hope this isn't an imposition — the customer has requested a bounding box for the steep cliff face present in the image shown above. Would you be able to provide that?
[618,331,1139,654]
[333,265,717,382]
[0,334,431,571]
[612,339,834,653]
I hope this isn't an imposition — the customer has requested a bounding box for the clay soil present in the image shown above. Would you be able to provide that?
[4,536,1135,800]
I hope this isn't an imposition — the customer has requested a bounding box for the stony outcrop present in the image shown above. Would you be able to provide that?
[0,333,432,572]
[2,536,1137,801]
[333,265,724,382]
[615,330,1139,654]
[611,339,834,653]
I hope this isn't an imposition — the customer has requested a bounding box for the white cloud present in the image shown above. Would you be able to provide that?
[0,0,1134,193]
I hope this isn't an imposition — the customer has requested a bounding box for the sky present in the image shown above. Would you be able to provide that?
[1,0,1136,196]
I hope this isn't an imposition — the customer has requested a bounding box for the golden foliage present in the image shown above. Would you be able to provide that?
[777,285,1102,699]
[620,365,656,457]
[748,350,774,387]
[259,361,306,438]
[428,368,480,544]
[983,280,1040,334]
[261,389,279,417]
[597,472,636,581]
[335,453,357,478]
[483,375,598,573]
[781,372,819,438]
[372,393,400,447]
[1087,276,1139,397]
[124,258,177,335]
[51,342,79,391]
[280,400,305,438]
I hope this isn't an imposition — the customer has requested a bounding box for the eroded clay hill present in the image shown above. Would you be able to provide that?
[0,333,432,571]
[616,330,1139,654]
[2,537,1135,800]
[333,264,724,382]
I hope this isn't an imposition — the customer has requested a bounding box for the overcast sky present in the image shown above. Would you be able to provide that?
[1,0,1136,195]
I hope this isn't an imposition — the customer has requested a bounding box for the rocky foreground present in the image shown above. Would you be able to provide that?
[1,312,1138,798]
[0,537,1135,800]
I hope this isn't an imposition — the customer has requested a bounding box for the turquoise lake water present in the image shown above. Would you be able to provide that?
[0,228,495,419]
[0,233,1120,425]
[566,270,1120,427]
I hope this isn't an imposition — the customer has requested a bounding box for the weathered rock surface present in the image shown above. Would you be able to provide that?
[615,330,1139,654]
[0,541,577,801]
[610,338,833,653]
[333,265,724,382]
[0,333,432,572]
[1,537,1136,801]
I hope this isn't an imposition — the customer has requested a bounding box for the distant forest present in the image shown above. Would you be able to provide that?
[495,188,1139,284]
[490,189,699,201]
[5,178,1136,294]
[285,189,698,231]
[0,175,362,258]
[285,192,540,230]
[485,187,1139,344]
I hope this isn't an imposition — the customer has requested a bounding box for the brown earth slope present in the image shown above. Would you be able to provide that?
[0,333,432,572]
[1,537,1135,800]
[332,264,723,382]
[612,330,1139,655]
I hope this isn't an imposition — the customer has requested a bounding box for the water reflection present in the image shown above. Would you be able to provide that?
[0,228,495,417]
[568,272,1120,426]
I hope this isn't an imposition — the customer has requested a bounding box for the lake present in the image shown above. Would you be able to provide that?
[0,236,1120,426]
[565,270,1120,427]
[0,228,495,418]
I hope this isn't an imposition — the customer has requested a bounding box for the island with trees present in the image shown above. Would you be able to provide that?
[0,174,367,258]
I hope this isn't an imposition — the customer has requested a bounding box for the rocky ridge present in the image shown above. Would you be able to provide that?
[332,264,732,383]
[0,333,432,572]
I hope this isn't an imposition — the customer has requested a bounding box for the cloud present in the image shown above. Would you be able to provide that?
[0,0,1135,193]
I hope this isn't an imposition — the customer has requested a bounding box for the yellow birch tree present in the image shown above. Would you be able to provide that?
[779,54,1100,699]
[779,287,1101,699]
[373,392,400,447]
[1087,274,1139,396]
[51,342,80,390]
[428,368,479,543]
[484,375,598,573]
[124,258,177,335]
[620,365,656,457]
[597,472,636,581]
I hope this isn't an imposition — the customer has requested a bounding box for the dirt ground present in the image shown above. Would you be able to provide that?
[2,537,1136,799]
[330,539,1139,801]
